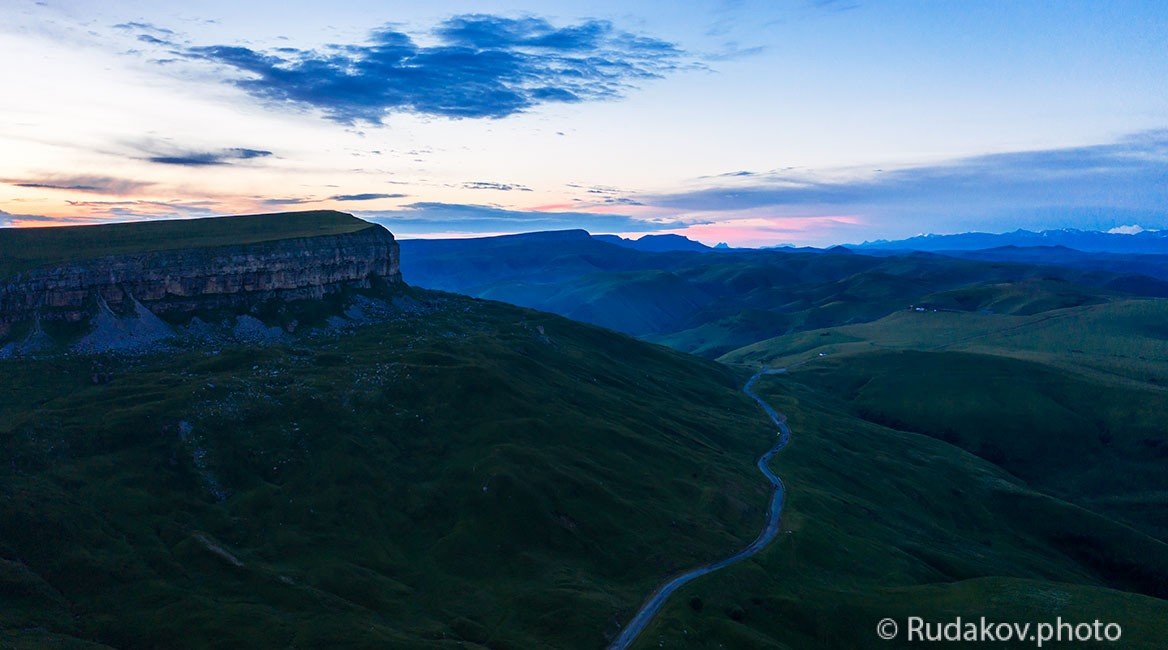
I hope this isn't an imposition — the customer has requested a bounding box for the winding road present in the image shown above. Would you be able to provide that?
[608,368,792,650]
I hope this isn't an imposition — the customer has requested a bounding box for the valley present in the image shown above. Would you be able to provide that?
[6,4,1166,647]
[2,213,1166,648]
[400,231,1168,359]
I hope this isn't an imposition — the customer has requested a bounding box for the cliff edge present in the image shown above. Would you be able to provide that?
[0,211,401,351]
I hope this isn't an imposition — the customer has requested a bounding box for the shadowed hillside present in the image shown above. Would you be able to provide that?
[3,216,1167,648]
[401,231,1168,357]
[632,373,1168,648]
[0,288,779,648]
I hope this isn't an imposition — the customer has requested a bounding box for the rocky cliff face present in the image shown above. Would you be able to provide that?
[0,224,400,342]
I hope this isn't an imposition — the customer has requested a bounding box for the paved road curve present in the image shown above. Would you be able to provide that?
[608,368,792,650]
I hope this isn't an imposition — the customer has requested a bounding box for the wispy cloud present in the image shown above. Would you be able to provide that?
[563,182,647,208]
[600,197,644,206]
[329,193,408,201]
[703,41,766,62]
[112,21,175,35]
[0,209,61,227]
[646,131,1168,234]
[157,14,684,123]
[144,147,273,166]
[137,34,171,46]
[61,199,219,221]
[11,182,103,191]
[461,181,532,191]
[3,175,152,196]
[363,201,678,236]
[809,0,861,11]
[261,197,315,206]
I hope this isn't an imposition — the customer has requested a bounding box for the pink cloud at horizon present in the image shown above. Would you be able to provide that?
[618,216,866,248]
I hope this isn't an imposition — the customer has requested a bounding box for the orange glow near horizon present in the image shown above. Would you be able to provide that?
[1,193,866,248]
[651,216,866,247]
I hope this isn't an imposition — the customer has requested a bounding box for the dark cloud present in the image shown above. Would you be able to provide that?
[0,209,60,226]
[165,14,684,123]
[137,34,170,45]
[262,198,314,206]
[461,181,532,191]
[647,130,1168,233]
[329,193,408,201]
[12,182,101,191]
[261,193,407,205]
[4,175,152,195]
[145,147,273,166]
[603,197,644,206]
[362,202,678,236]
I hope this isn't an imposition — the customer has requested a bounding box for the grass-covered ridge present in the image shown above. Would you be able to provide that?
[0,210,376,280]
[632,372,1168,648]
[400,232,1168,358]
[4,221,1168,646]
[720,299,1168,389]
[4,287,1166,647]
[0,288,776,648]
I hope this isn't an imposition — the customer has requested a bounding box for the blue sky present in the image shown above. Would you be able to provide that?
[1,0,1166,245]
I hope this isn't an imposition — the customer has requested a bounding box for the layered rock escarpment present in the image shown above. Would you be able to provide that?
[0,217,401,343]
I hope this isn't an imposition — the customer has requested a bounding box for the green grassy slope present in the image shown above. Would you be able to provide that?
[0,288,776,648]
[402,233,1168,358]
[633,375,1168,648]
[918,277,1110,314]
[721,298,1168,386]
[0,211,374,280]
[5,219,1168,647]
[794,350,1168,540]
[482,270,718,337]
[5,289,1166,648]
[721,299,1168,537]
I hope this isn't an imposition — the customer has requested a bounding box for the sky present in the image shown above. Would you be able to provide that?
[1,0,1167,246]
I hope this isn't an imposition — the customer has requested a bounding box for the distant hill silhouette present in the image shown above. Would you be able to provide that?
[853,227,1168,255]
[399,229,1168,357]
[593,232,712,252]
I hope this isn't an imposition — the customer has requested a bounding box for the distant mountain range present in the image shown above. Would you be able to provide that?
[399,228,1168,358]
[853,227,1168,254]
[592,232,713,252]
[596,227,1168,257]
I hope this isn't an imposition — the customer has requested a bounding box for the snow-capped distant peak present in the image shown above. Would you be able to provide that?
[1108,224,1147,235]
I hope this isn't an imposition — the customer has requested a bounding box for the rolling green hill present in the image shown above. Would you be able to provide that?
[0,288,777,648]
[0,211,373,280]
[721,298,1168,388]
[3,286,1167,647]
[4,217,1167,647]
[401,232,1168,358]
[630,372,1168,648]
[645,289,1168,647]
[795,350,1168,540]
[721,298,1168,537]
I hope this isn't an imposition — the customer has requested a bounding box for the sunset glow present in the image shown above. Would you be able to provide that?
[3,1,1166,245]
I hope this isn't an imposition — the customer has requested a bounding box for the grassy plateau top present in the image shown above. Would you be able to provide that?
[0,211,376,281]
